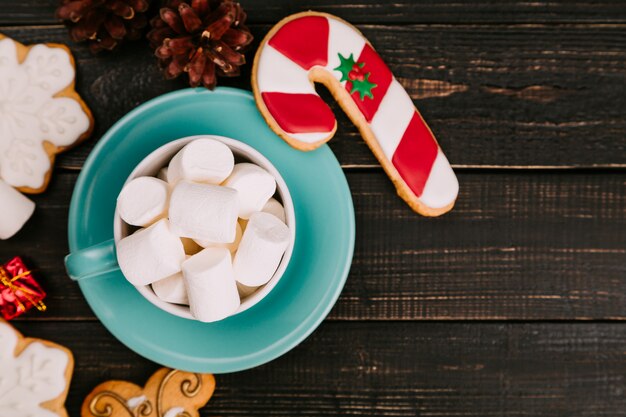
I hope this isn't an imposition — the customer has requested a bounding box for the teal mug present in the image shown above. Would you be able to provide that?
[65,135,296,320]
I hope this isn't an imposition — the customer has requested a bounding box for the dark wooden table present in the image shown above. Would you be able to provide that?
[2,1,626,415]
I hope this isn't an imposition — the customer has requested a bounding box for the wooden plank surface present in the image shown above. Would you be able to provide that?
[10,321,626,417]
[0,24,624,168]
[1,3,625,416]
[5,169,624,321]
[5,1,626,25]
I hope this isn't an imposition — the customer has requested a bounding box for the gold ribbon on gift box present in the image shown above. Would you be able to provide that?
[0,266,47,313]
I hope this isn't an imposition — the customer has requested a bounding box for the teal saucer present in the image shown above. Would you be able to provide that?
[68,87,355,373]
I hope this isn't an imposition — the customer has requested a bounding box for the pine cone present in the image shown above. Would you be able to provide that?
[56,0,151,53]
[147,0,253,89]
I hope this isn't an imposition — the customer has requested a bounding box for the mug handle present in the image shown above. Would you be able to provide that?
[65,238,120,282]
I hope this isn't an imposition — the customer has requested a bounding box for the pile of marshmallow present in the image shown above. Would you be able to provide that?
[115,138,291,322]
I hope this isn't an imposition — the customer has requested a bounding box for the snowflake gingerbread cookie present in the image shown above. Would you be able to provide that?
[0,33,93,239]
[0,319,74,417]
[252,12,458,216]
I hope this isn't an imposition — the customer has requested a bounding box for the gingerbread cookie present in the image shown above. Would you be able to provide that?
[0,319,74,417]
[82,367,216,417]
[252,12,458,216]
[0,33,93,194]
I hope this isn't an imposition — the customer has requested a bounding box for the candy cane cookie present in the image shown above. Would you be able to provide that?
[252,12,458,216]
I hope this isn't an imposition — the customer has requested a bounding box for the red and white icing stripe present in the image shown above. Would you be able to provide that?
[256,14,458,210]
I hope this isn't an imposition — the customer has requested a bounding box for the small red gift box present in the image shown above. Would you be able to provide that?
[0,256,46,320]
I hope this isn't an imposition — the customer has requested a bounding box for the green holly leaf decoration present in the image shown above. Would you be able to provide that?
[334,52,377,100]
[334,53,357,82]
[350,74,377,100]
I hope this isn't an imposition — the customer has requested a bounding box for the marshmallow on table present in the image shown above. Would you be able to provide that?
[194,222,242,254]
[117,177,169,227]
[167,138,234,185]
[262,197,286,223]
[116,219,185,286]
[169,180,239,243]
[234,212,290,287]
[222,163,276,219]
[182,247,240,322]
[0,179,35,240]
[152,271,189,305]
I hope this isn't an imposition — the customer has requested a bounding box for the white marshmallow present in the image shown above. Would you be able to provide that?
[222,163,276,219]
[194,222,242,254]
[169,180,239,243]
[262,197,286,223]
[0,180,35,240]
[167,138,234,185]
[182,247,240,322]
[117,176,169,227]
[181,237,202,255]
[152,271,189,305]
[233,212,290,287]
[116,219,185,286]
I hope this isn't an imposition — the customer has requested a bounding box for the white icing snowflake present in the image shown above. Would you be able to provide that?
[0,322,70,417]
[0,38,90,189]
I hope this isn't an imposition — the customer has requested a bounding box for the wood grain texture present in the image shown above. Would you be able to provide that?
[5,0,626,25]
[4,169,624,321]
[1,5,625,416]
[0,0,626,417]
[9,321,626,417]
[0,24,624,168]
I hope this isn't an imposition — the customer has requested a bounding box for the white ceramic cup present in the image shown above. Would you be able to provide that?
[113,135,296,320]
